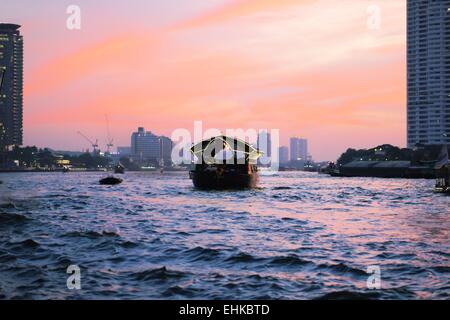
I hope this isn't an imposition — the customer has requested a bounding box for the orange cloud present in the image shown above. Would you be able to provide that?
[173,0,313,30]
[26,32,164,95]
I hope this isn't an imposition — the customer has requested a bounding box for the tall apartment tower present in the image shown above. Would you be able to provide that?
[257,131,272,165]
[278,146,289,164]
[407,1,450,147]
[290,137,308,162]
[0,24,23,149]
[257,131,272,157]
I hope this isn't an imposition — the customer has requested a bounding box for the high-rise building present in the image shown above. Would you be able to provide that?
[257,131,272,157]
[407,1,450,147]
[131,127,160,161]
[0,24,23,150]
[159,136,173,164]
[257,131,272,166]
[278,146,289,164]
[290,137,308,162]
[130,127,173,164]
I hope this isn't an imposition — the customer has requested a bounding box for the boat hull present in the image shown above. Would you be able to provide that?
[99,177,123,185]
[434,187,450,194]
[190,170,258,190]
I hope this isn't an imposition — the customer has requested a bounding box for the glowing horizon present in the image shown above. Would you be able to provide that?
[7,0,406,160]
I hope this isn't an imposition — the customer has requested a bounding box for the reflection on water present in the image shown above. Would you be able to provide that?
[0,171,448,299]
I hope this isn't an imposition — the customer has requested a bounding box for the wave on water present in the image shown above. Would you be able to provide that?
[0,202,17,209]
[162,285,202,298]
[315,290,381,300]
[0,212,28,223]
[225,252,265,264]
[132,266,189,281]
[317,262,368,277]
[184,246,223,262]
[269,254,313,267]
[63,230,121,239]
[0,171,448,300]
[8,239,40,250]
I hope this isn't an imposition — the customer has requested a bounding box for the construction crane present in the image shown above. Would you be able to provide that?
[77,131,99,154]
[105,115,114,154]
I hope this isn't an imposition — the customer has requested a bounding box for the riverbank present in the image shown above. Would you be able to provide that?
[0,168,107,173]
[0,167,189,173]
[322,161,436,179]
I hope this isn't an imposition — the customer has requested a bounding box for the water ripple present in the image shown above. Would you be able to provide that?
[0,171,448,299]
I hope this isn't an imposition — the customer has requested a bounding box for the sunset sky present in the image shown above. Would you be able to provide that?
[6,0,406,160]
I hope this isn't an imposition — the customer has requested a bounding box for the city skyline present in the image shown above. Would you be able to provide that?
[7,1,406,160]
[122,128,308,164]
[290,137,308,162]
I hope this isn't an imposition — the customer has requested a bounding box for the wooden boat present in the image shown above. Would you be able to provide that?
[433,145,449,194]
[434,165,450,194]
[189,136,262,190]
[99,176,123,185]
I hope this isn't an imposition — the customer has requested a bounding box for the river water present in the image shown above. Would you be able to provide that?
[0,171,448,299]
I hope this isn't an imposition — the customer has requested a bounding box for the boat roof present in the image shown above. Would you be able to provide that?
[0,23,21,31]
[190,135,262,163]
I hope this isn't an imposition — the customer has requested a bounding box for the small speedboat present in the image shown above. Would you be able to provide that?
[99,176,123,185]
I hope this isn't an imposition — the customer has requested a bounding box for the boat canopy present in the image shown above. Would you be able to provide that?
[190,135,262,164]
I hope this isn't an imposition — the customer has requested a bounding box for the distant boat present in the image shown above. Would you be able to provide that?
[114,163,125,174]
[62,166,70,173]
[434,167,450,194]
[434,185,450,194]
[258,167,279,176]
[434,145,449,194]
[189,135,262,190]
[99,176,123,185]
